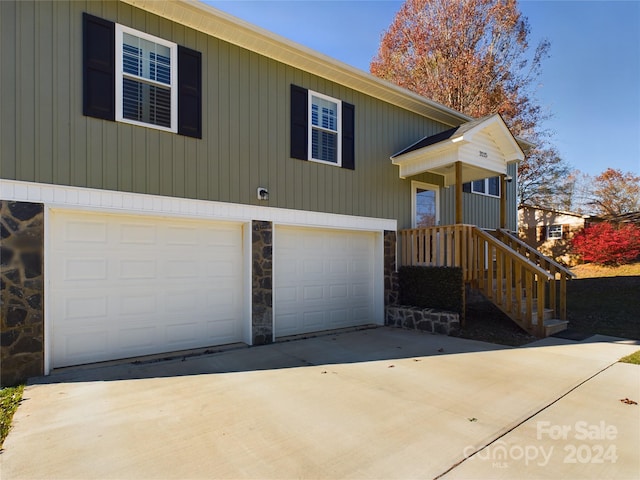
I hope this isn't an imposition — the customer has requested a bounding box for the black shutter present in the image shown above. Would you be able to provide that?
[290,84,308,160]
[83,13,115,120]
[341,102,355,170]
[178,45,202,139]
[463,182,471,193]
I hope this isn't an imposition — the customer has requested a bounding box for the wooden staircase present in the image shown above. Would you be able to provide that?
[399,225,575,337]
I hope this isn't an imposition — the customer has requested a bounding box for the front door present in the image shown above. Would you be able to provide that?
[412,182,439,228]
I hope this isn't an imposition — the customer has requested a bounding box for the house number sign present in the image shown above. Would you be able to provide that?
[479,151,488,158]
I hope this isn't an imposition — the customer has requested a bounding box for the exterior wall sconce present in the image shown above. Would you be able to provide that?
[257,187,269,201]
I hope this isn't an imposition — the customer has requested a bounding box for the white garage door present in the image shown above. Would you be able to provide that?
[50,210,243,368]
[274,226,376,337]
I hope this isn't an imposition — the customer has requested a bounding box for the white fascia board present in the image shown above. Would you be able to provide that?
[1,180,396,232]
[391,139,462,165]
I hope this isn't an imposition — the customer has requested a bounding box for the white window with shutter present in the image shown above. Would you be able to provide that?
[115,24,177,132]
[308,90,342,165]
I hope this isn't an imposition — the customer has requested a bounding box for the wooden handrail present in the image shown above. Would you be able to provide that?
[473,228,553,281]
[495,228,576,279]
[399,225,571,336]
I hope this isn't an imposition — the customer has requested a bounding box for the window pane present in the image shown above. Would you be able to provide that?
[548,225,562,239]
[123,78,171,128]
[122,33,171,85]
[311,96,338,131]
[416,188,436,227]
[312,128,337,163]
[472,180,485,193]
[488,176,500,196]
[150,51,171,84]
[123,42,142,76]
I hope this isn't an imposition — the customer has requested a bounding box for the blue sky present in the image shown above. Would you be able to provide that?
[206,0,640,177]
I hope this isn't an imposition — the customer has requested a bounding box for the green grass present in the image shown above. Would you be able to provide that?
[571,262,640,279]
[1,385,24,449]
[620,350,640,365]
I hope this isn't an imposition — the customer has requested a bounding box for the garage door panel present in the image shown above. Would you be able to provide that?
[165,322,199,344]
[164,290,200,313]
[56,330,110,363]
[65,258,108,281]
[163,260,200,279]
[275,226,376,337]
[352,283,371,298]
[165,225,200,245]
[329,284,348,299]
[206,318,241,340]
[118,327,157,350]
[119,292,157,316]
[64,219,108,243]
[203,228,238,246]
[51,211,243,368]
[120,223,156,244]
[204,260,236,278]
[62,295,108,320]
[328,260,348,275]
[302,311,325,329]
[119,259,156,279]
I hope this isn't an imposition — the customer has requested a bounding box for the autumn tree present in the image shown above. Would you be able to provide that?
[590,168,640,216]
[571,222,640,266]
[371,0,571,206]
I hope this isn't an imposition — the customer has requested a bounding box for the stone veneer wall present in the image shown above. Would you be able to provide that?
[252,220,273,345]
[1,201,45,386]
[386,305,460,335]
[384,230,399,306]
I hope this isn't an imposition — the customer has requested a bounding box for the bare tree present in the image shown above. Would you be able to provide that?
[590,168,640,216]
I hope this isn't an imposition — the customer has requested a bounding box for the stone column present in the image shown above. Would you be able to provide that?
[251,220,273,345]
[1,201,45,386]
[384,230,398,307]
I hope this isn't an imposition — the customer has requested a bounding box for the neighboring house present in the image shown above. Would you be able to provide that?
[1,0,528,384]
[518,204,594,265]
[596,211,640,226]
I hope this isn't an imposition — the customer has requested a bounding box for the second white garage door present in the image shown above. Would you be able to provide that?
[50,210,244,368]
[274,226,376,337]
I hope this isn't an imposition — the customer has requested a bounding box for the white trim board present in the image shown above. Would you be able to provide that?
[1,180,397,232]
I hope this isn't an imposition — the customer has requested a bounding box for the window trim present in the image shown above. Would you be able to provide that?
[115,23,178,133]
[307,90,342,167]
[547,224,563,240]
[411,181,440,228]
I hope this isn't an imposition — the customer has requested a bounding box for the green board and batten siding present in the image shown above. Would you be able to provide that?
[0,1,512,230]
[440,163,518,231]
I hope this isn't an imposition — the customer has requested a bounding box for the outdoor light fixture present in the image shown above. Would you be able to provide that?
[257,187,269,200]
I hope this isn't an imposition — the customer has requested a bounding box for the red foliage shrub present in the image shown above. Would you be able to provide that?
[571,222,640,266]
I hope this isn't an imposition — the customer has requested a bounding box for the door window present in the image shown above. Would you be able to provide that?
[412,182,439,228]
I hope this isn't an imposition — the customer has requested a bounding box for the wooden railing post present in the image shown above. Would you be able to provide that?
[536,279,546,336]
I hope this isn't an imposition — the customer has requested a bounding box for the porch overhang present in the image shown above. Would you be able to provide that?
[390,114,525,185]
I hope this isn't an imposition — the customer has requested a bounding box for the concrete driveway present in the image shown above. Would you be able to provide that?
[1,327,639,479]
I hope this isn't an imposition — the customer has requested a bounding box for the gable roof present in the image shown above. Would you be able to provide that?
[121,0,472,127]
[390,114,525,183]
[392,115,500,157]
